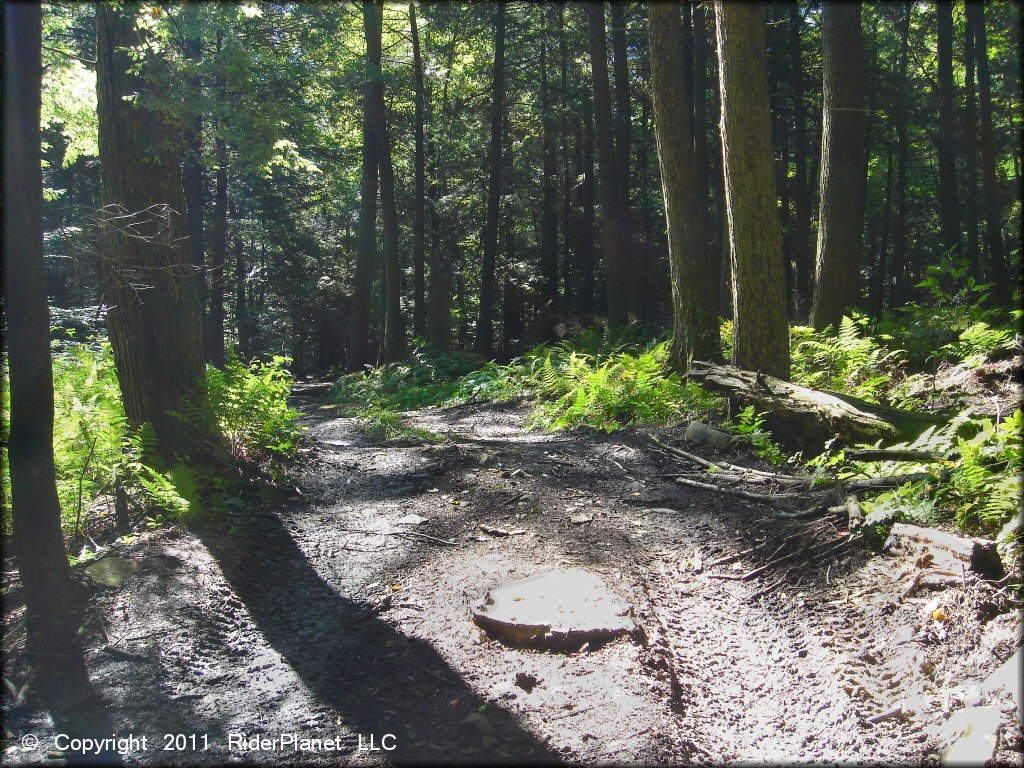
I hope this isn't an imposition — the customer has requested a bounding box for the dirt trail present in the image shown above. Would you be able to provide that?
[4,394,1020,765]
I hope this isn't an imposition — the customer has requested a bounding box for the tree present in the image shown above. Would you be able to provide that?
[587,2,635,327]
[410,3,427,339]
[935,0,960,261]
[539,9,559,327]
[789,1,812,316]
[810,1,868,330]
[347,5,379,373]
[713,1,790,379]
[96,3,216,463]
[963,4,980,273]
[207,32,228,368]
[2,0,79,655]
[365,1,405,364]
[647,2,719,371]
[966,1,1009,304]
[476,3,506,357]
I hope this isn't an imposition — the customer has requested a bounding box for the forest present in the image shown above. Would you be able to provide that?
[1,0,1022,765]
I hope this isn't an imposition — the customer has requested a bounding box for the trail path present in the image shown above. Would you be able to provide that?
[6,393,1020,765]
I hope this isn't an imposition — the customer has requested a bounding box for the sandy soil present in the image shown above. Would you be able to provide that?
[2,393,1021,766]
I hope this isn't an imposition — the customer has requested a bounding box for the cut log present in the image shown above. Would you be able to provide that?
[686,361,944,452]
[884,523,1003,580]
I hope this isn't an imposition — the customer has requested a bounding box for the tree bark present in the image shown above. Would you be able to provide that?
[789,1,812,318]
[587,2,635,327]
[348,4,380,372]
[559,2,574,315]
[410,3,426,339]
[476,3,507,357]
[609,1,631,191]
[713,2,790,380]
[891,1,911,307]
[182,7,207,338]
[539,11,559,326]
[363,2,405,364]
[966,1,1009,303]
[206,32,227,367]
[576,91,597,315]
[810,2,868,330]
[648,2,720,371]
[96,3,215,464]
[963,6,980,274]
[935,0,960,261]
[2,0,78,655]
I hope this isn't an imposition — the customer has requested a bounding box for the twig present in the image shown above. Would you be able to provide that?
[867,705,904,724]
[651,437,808,484]
[673,476,803,511]
[101,645,152,663]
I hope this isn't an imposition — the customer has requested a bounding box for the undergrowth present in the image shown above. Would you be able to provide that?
[2,339,301,551]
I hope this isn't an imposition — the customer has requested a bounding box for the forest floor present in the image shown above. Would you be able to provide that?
[3,389,1022,765]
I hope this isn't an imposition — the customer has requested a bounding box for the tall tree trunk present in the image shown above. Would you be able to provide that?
[967,1,1009,303]
[648,2,720,371]
[810,2,868,330]
[789,0,812,318]
[96,3,215,463]
[348,5,380,372]
[693,0,711,204]
[234,235,250,358]
[539,14,559,326]
[410,3,426,339]
[871,132,895,313]
[364,2,405,364]
[576,92,597,315]
[963,6,980,274]
[2,0,77,655]
[182,8,207,337]
[559,2,574,315]
[892,1,911,307]
[206,32,227,367]
[713,2,790,379]
[609,1,631,190]
[476,3,507,357]
[935,0,960,260]
[587,1,635,327]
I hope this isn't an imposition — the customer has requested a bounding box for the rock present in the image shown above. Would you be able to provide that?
[84,556,140,588]
[996,516,1020,572]
[684,421,736,451]
[941,705,1002,766]
[981,648,1022,718]
[396,513,426,526]
[461,712,496,737]
[472,568,634,650]
[885,523,1003,580]
[514,672,540,693]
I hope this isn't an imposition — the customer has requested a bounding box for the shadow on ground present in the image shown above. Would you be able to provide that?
[199,513,558,765]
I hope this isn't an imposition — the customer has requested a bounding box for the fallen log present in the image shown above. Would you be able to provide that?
[885,523,1003,580]
[686,361,944,452]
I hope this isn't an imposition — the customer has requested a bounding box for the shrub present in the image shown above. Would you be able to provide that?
[204,353,302,461]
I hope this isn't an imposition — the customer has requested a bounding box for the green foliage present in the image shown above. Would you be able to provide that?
[841,408,1022,536]
[727,407,787,465]
[881,255,1013,366]
[791,314,906,404]
[522,341,719,432]
[204,353,303,460]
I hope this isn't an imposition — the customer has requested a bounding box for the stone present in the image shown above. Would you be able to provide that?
[685,421,736,451]
[461,712,496,737]
[981,648,1022,718]
[472,568,633,649]
[941,705,1002,766]
[84,556,140,588]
